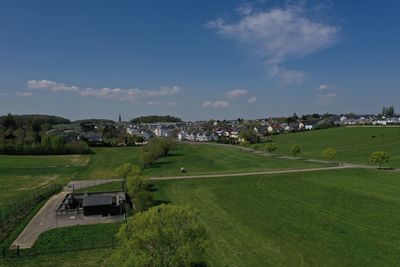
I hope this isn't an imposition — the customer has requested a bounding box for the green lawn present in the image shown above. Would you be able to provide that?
[154,169,400,266]
[255,127,400,167]
[33,224,120,252]
[142,143,324,177]
[0,248,113,267]
[75,144,325,180]
[74,181,123,193]
[75,147,141,180]
[0,154,89,210]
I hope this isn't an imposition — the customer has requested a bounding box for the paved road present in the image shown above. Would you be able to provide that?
[150,164,363,180]
[12,180,124,249]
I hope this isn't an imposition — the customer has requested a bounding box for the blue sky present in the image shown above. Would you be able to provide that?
[0,0,400,121]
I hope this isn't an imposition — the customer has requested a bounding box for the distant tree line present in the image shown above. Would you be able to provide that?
[73,119,115,124]
[380,106,395,117]
[131,115,182,124]
[0,113,89,155]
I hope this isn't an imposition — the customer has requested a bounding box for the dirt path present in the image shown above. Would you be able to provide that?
[149,164,365,180]
[12,179,123,249]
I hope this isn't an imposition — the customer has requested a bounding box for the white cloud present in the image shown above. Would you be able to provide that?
[227,89,249,98]
[146,101,162,106]
[318,84,331,91]
[202,100,229,108]
[15,91,33,97]
[27,80,79,92]
[24,79,183,102]
[213,100,229,108]
[202,101,213,107]
[207,5,339,84]
[247,96,257,103]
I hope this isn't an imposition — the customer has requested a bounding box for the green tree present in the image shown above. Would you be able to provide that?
[106,204,207,267]
[266,143,277,155]
[322,148,337,163]
[370,151,390,169]
[116,163,140,179]
[291,144,301,158]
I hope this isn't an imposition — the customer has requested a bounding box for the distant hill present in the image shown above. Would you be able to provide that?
[130,115,182,124]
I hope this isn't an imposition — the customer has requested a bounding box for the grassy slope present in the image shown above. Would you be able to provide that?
[154,169,400,266]
[33,224,120,251]
[257,127,400,167]
[1,249,112,267]
[74,181,123,193]
[75,144,324,180]
[0,155,89,210]
[143,143,324,177]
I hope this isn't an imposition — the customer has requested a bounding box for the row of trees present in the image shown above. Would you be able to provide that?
[131,115,182,124]
[0,113,90,155]
[140,138,176,168]
[256,143,391,168]
[381,106,395,117]
[0,135,90,155]
[116,163,153,213]
[110,163,207,266]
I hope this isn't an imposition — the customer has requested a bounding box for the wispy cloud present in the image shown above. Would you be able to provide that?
[27,80,79,92]
[247,96,257,103]
[227,89,249,98]
[318,84,332,91]
[25,79,183,102]
[206,4,340,84]
[317,83,337,105]
[15,91,33,97]
[202,100,229,108]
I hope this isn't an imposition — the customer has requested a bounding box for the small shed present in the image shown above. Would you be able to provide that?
[83,195,115,216]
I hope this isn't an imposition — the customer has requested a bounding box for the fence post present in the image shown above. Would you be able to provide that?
[17,246,20,257]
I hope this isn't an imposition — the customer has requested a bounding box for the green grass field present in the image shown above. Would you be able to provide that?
[1,248,113,267]
[154,169,400,266]
[33,224,120,252]
[75,144,324,180]
[74,181,123,193]
[0,154,89,210]
[143,143,324,177]
[3,133,400,266]
[255,127,400,167]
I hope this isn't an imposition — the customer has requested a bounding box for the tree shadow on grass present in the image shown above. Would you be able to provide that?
[152,199,171,206]
[164,152,184,157]
[147,183,158,192]
[191,262,208,267]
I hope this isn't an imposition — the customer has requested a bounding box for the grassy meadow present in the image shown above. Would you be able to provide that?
[154,169,400,266]
[75,144,326,180]
[0,154,89,210]
[256,127,400,167]
[2,129,400,266]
